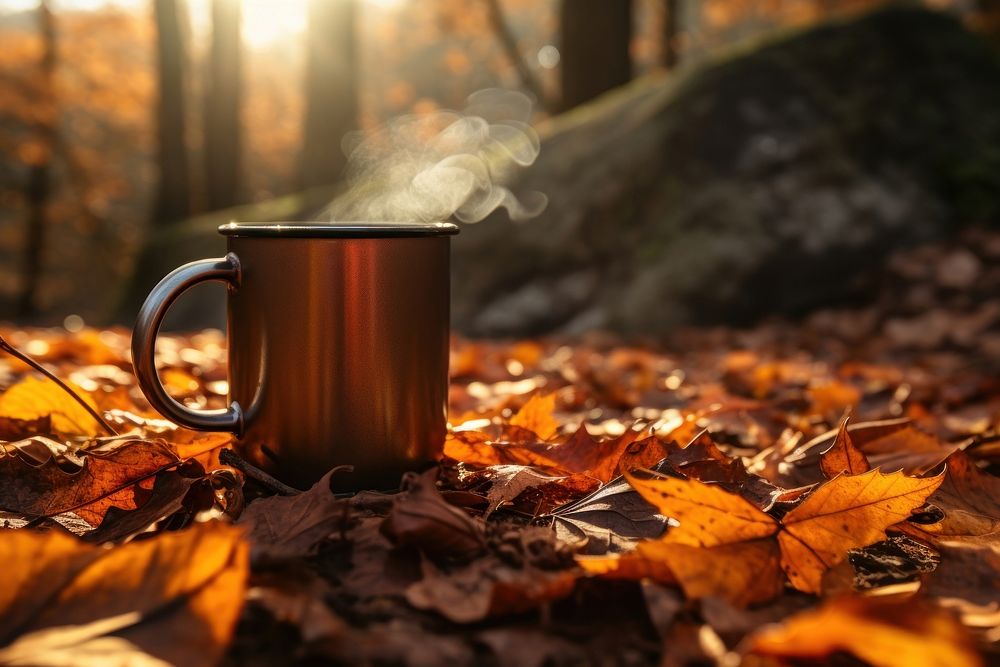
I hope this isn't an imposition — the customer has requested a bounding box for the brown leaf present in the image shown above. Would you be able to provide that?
[904,450,1000,542]
[239,468,350,560]
[820,418,870,478]
[0,414,51,440]
[746,594,983,667]
[82,468,203,544]
[0,438,178,524]
[0,376,103,437]
[0,521,247,667]
[923,540,1000,637]
[405,555,576,623]
[381,469,485,562]
[476,464,598,515]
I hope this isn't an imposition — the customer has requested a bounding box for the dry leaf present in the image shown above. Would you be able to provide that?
[405,555,576,623]
[746,594,983,667]
[0,438,178,524]
[239,468,349,560]
[597,467,942,601]
[0,521,247,667]
[904,450,1000,542]
[820,418,870,477]
[509,392,560,441]
[0,376,103,437]
[381,469,485,562]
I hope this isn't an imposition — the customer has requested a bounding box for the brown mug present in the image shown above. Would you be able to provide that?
[132,222,458,490]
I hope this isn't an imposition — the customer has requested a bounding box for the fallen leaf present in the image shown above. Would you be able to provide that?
[0,376,103,437]
[778,468,943,593]
[381,469,485,562]
[509,392,560,441]
[746,594,983,667]
[820,418,870,478]
[597,466,942,600]
[239,468,349,560]
[0,521,247,667]
[82,467,204,543]
[405,555,576,623]
[904,450,1000,543]
[923,540,1000,639]
[474,464,598,515]
[0,438,179,524]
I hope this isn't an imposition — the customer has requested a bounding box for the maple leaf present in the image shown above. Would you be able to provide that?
[746,594,983,667]
[0,521,247,667]
[587,467,942,601]
[508,391,560,440]
[820,417,870,478]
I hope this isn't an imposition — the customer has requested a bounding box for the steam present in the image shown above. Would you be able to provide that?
[323,89,547,224]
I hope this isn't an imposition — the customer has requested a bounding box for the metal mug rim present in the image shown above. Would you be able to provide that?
[218,221,460,238]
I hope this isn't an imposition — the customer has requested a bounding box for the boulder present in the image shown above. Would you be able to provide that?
[452,7,1000,335]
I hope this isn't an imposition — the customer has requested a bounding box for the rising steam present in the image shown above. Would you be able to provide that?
[323,89,547,224]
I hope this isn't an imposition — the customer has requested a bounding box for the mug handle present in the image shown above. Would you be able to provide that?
[131,253,244,434]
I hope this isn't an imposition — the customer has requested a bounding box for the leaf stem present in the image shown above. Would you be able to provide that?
[0,335,118,437]
[219,448,301,496]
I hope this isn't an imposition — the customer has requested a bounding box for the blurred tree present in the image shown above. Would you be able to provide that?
[204,0,242,210]
[299,0,358,189]
[663,0,680,68]
[559,0,632,111]
[153,0,191,224]
[18,0,57,317]
[483,0,549,110]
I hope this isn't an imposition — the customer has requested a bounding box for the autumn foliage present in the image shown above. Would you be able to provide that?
[0,322,995,666]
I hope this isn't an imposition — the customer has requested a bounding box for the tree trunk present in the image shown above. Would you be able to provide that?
[484,0,548,110]
[559,0,632,112]
[18,1,57,317]
[204,0,242,210]
[153,0,191,224]
[663,0,680,68]
[299,0,358,190]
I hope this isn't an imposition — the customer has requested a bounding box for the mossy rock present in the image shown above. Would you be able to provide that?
[452,7,1000,335]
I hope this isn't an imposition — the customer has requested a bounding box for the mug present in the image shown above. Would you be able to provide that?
[132,221,458,490]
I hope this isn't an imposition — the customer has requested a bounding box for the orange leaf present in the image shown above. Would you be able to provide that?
[778,468,943,593]
[0,376,103,437]
[0,522,248,666]
[509,392,560,441]
[747,594,982,667]
[820,418,870,478]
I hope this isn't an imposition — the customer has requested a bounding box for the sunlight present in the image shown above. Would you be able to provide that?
[240,0,308,49]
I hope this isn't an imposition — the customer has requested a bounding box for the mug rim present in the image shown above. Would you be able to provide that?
[218,221,460,238]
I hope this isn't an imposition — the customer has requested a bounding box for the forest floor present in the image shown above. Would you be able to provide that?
[2,228,1000,666]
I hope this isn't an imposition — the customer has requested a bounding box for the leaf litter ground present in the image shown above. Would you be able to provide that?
[3,231,1000,666]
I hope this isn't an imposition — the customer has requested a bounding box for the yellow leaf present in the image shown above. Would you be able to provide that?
[0,376,102,437]
[747,594,982,667]
[625,471,779,547]
[0,522,247,666]
[509,392,560,441]
[779,468,943,593]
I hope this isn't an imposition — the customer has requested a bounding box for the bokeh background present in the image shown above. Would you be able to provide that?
[0,0,998,334]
